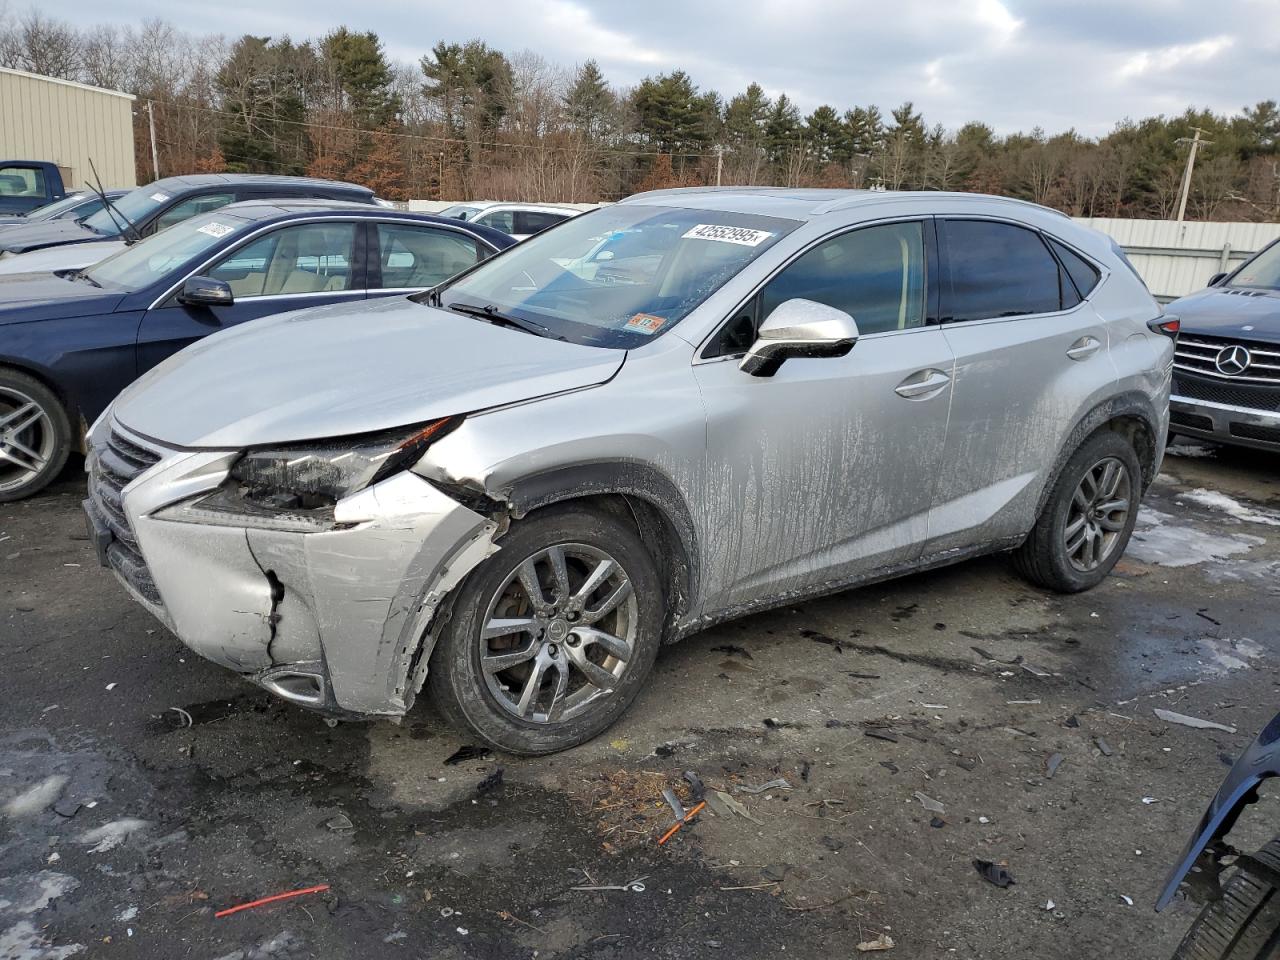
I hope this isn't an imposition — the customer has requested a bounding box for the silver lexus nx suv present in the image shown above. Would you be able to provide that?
[85,188,1173,754]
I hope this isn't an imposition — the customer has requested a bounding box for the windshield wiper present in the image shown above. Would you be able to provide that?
[87,158,142,244]
[446,302,563,340]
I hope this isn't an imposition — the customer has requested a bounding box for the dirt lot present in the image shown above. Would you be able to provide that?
[2,442,1278,960]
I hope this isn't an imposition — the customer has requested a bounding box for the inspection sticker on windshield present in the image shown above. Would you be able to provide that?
[625,313,667,335]
[682,224,773,247]
[149,192,169,202]
[196,222,235,239]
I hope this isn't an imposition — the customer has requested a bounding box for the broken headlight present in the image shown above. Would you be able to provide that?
[159,417,462,531]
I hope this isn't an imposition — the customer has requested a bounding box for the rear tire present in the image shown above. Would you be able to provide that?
[1012,430,1141,592]
[0,368,71,503]
[1172,839,1280,960]
[426,504,665,755]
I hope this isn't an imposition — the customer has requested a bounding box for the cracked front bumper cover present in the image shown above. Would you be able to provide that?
[91,421,498,717]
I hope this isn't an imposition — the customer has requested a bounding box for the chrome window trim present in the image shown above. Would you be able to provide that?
[148,216,496,310]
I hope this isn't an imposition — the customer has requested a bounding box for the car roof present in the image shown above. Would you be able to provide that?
[474,202,583,216]
[193,199,517,246]
[620,186,1067,223]
[144,173,374,196]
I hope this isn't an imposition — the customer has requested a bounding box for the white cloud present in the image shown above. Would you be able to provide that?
[1118,34,1235,79]
[972,0,1023,44]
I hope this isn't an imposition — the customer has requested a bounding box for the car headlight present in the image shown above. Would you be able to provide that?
[158,417,462,531]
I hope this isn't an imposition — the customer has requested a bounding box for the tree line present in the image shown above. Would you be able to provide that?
[2,9,1278,220]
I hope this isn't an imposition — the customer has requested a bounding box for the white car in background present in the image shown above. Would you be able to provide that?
[438,201,584,240]
[0,239,127,275]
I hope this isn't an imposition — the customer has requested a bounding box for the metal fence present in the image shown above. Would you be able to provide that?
[1072,217,1280,303]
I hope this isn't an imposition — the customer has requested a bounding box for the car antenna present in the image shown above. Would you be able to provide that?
[87,157,143,244]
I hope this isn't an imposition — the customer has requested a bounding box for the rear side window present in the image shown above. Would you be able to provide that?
[1048,237,1101,299]
[941,220,1062,322]
[515,210,568,235]
[474,209,514,233]
[375,224,483,289]
[153,192,235,232]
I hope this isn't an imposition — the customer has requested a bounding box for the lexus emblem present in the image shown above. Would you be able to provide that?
[1215,344,1252,376]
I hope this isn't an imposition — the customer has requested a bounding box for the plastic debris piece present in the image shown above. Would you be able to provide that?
[971,646,1022,665]
[856,933,896,952]
[973,859,1015,888]
[1044,899,1056,910]
[763,718,790,729]
[662,787,686,821]
[324,814,353,832]
[711,790,764,825]
[105,683,117,691]
[1021,662,1052,678]
[682,770,706,803]
[1142,797,1160,805]
[1094,737,1114,757]
[477,768,504,795]
[1045,753,1064,779]
[215,884,330,918]
[1120,895,1134,906]
[658,801,706,845]
[1154,708,1236,734]
[864,729,899,743]
[914,791,945,814]
[929,816,946,829]
[444,745,490,765]
[734,778,792,795]
[440,907,455,918]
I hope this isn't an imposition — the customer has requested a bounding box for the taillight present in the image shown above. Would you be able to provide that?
[1147,315,1180,339]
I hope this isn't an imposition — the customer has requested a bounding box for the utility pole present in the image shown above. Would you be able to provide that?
[714,144,724,187]
[1174,127,1212,223]
[147,100,160,181]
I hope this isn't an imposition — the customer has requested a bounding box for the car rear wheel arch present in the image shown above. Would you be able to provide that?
[502,463,698,632]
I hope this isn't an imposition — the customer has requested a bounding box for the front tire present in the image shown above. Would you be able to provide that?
[1172,839,1280,960]
[1013,430,1141,592]
[0,368,71,503]
[426,504,665,755]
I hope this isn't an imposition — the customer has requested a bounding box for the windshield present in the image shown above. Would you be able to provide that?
[82,185,173,236]
[27,193,89,222]
[85,212,247,290]
[433,204,799,348]
[1228,242,1280,291]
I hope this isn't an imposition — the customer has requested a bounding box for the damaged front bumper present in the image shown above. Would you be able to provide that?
[84,418,498,717]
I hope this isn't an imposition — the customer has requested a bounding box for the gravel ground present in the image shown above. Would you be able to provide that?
[1,441,1278,960]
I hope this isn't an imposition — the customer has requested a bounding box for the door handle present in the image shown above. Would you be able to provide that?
[894,368,951,400]
[1066,336,1102,361]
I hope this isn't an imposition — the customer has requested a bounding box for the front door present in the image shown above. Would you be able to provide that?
[135,220,367,375]
[692,219,955,614]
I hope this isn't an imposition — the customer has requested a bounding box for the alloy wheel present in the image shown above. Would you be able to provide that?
[1064,456,1132,572]
[479,542,638,724]
[0,387,55,495]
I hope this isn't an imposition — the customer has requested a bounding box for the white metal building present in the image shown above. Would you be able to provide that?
[0,66,137,189]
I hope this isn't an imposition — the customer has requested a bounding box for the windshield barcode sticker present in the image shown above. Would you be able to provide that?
[197,222,234,238]
[150,192,169,202]
[682,224,773,247]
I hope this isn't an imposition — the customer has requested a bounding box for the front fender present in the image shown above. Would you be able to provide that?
[1157,712,1280,911]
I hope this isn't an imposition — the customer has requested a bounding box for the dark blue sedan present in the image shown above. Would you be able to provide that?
[0,200,514,501]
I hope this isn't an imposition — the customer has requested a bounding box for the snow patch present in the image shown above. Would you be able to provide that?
[1198,637,1264,673]
[79,818,150,854]
[1128,507,1264,567]
[0,921,83,960]
[3,776,68,818]
[0,871,79,916]
[1181,488,1280,526]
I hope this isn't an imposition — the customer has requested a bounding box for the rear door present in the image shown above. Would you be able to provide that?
[693,218,955,612]
[927,217,1116,552]
[135,220,366,374]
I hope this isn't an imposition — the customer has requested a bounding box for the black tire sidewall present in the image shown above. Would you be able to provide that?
[1040,431,1142,592]
[428,504,665,755]
[0,368,72,503]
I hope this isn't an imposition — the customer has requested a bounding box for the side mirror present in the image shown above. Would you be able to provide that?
[1207,272,1227,287]
[739,298,860,377]
[178,275,233,307]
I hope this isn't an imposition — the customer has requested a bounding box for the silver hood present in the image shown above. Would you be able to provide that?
[112,296,625,447]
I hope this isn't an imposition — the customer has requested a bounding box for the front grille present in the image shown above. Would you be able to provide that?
[1174,334,1280,386]
[1170,411,1214,431]
[1173,373,1280,413]
[1230,422,1280,445]
[87,426,163,604]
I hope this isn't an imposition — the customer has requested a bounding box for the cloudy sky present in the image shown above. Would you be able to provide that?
[28,0,1280,136]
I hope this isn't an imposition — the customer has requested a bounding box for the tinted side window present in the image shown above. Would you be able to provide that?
[153,192,236,231]
[1048,237,1101,299]
[762,221,927,335]
[475,210,515,233]
[941,220,1062,322]
[375,224,482,288]
[515,210,568,235]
